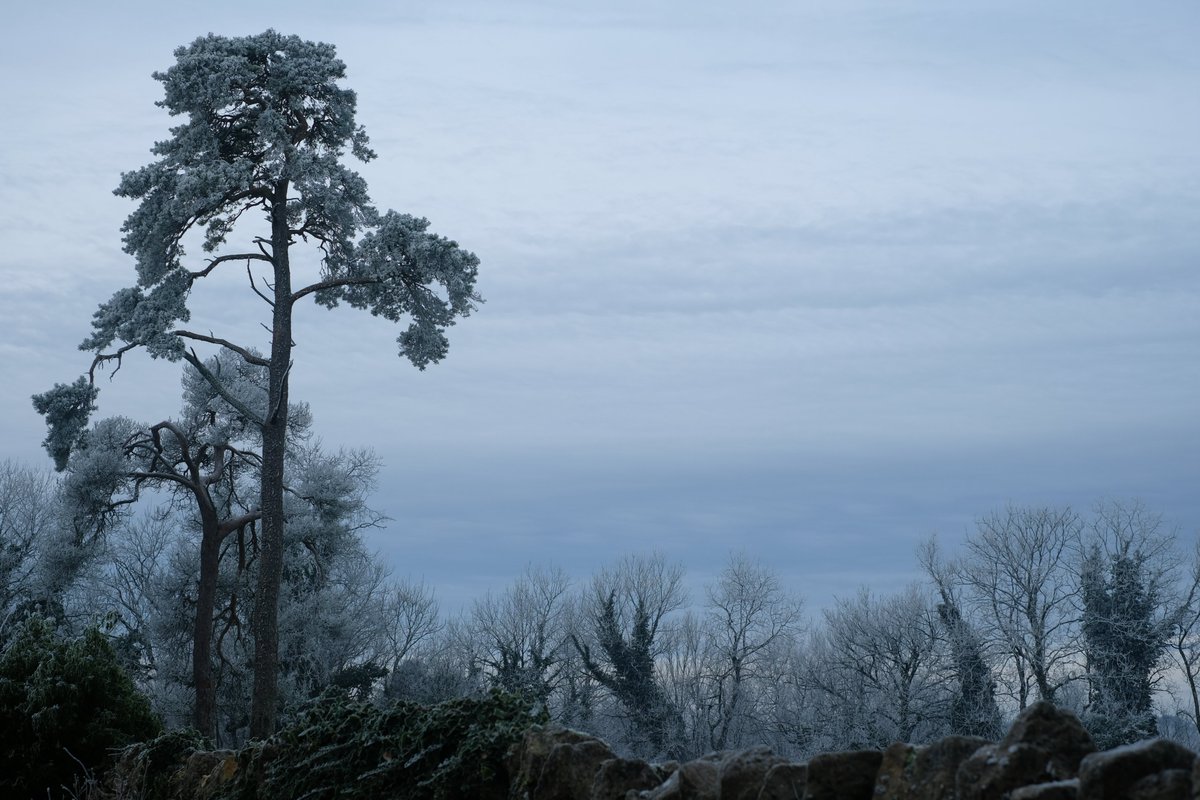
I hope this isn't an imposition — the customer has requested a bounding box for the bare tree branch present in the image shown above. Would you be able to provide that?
[174,330,269,366]
[88,343,139,382]
[247,263,275,308]
[190,252,273,280]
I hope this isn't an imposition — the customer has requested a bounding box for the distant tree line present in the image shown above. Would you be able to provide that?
[4,448,1200,759]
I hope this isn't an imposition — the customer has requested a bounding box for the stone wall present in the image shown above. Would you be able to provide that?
[111,700,1199,799]
[510,702,1198,800]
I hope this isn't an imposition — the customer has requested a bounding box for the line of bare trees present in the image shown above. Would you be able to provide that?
[389,502,1200,759]
[3,468,1199,758]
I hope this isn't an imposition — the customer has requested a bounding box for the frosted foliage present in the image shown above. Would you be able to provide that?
[317,211,482,369]
[59,416,144,539]
[216,515,389,740]
[141,532,219,730]
[179,350,270,443]
[289,446,379,527]
[61,28,481,406]
[33,350,388,740]
[49,355,275,548]
[277,547,387,691]
[30,378,99,471]
[82,443,394,745]
[117,30,373,287]
[0,462,62,637]
[81,271,192,360]
[36,28,483,734]
[1081,501,1181,748]
[178,350,314,447]
[25,493,1200,758]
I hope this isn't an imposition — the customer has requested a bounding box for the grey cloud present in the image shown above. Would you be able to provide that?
[364,427,1200,614]
[2,0,1196,617]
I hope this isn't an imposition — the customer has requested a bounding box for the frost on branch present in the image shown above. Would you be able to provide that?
[79,269,192,361]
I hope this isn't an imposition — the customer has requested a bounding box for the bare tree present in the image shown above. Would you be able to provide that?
[754,630,820,758]
[811,586,949,747]
[961,505,1083,707]
[0,461,61,636]
[1170,539,1200,738]
[378,578,443,675]
[701,553,803,750]
[464,564,573,711]
[88,516,176,684]
[659,610,711,757]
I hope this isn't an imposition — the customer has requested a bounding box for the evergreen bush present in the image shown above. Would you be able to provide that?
[0,614,161,799]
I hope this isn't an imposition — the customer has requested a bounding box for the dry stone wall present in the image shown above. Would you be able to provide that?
[109,700,1198,799]
[510,702,1197,800]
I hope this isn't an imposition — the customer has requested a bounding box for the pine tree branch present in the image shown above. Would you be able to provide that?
[174,331,269,366]
[290,275,379,305]
[190,252,274,280]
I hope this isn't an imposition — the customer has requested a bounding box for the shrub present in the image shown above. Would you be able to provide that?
[108,727,211,800]
[219,689,548,800]
[0,614,161,798]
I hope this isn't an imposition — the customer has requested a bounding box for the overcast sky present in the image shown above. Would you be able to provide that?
[1,1,1197,613]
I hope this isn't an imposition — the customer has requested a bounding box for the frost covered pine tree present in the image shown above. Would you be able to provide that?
[33,30,480,738]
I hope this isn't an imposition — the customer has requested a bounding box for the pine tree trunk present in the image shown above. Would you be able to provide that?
[250,181,292,740]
